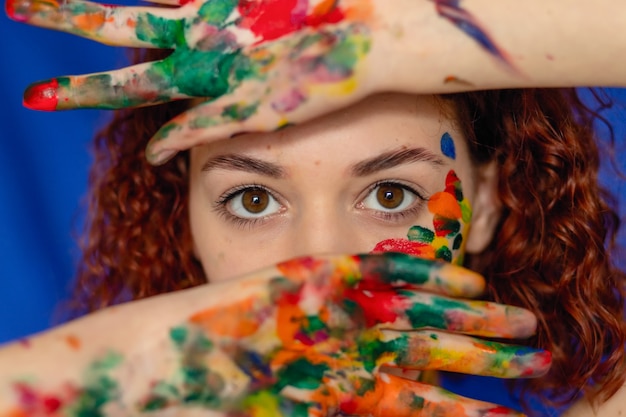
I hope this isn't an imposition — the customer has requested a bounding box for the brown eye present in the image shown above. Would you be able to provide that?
[226,186,282,219]
[241,189,269,213]
[361,182,419,214]
[376,184,405,209]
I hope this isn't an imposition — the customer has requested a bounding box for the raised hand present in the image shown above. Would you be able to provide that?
[6,0,517,165]
[6,253,550,416]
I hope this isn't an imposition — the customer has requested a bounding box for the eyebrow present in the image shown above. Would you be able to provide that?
[350,147,445,176]
[201,154,286,178]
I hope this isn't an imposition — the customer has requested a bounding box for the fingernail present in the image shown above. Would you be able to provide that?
[23,79,59,111]
[147,149,178,166]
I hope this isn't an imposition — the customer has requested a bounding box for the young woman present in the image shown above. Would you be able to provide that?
[3,0,626,416]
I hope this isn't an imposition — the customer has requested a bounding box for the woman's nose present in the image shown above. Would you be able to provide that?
[287,205,363,257]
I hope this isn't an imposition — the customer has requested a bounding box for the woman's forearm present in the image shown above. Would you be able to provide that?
[370,0,626,93]
[0,283,231,416]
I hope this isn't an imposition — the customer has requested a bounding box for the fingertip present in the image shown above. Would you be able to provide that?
[437,263,485,297]
[5,0,24,21]
[147,149,178,166]
[23,79,59,111]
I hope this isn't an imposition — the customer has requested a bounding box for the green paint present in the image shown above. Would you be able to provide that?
[152,123,179,142]
[323,28,370,75]
[461,200,473,223]
[221,102,260,121]
[404,294,474,330]
[357,334,404,372]
[135,13,186,48]
[152,48,257,98]
[170,326,189,349]
[197,0,238,27]
[435,246,452,262]
[429,333,438,340]
[89,351,124,372]
[305,315,328,333]
[359,253,432,286]
[275,358,329,390]
[407,226,434,243]
[66,352,124,417]
[354,377,376,396]
[408,393,425,410]
[452,234,463,250]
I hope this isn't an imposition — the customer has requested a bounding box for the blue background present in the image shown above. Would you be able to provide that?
[1,9,625,415]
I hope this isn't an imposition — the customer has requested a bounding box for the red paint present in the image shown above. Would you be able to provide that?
[4,0,25,22]
[343,288,405,327]
[372,238,430,257]
[484,406,515,416]
[238,0,345,42]
[339,398,358,415]
[23,79,59,111]
[43,397,62,414]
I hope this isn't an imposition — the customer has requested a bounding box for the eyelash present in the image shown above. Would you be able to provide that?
[213,180,429,228]
[360,180,428,222]
[212,183,282,229]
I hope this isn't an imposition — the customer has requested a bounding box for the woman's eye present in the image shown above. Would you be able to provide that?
[362,183,418,212]
[227,187,281,218]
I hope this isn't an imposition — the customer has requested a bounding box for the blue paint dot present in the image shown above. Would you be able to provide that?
[440,132,456,160]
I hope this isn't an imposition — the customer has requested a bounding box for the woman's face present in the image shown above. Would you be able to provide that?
[188,94,499,282]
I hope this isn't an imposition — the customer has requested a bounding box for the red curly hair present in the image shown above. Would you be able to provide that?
[73,49,625,410]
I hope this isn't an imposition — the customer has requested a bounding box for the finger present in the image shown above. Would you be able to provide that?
[272,253,485,299]
[6,0,185,48]
[339,373,525,417]
[375,330,551,378]
[142,0,186,5]
[145,94,287,166]
[23,61,189,111]
[346,288,536,338]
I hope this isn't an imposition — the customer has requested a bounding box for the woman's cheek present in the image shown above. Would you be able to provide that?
[371,169,472,265]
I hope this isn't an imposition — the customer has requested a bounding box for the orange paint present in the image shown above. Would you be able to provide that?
[312,0,336,16]
[71,12,106,32]
[65,335,81,351]
[275,300,307,348]
[189,297,261,337]
[5,409,28,417]
[276,256,326,282]
[427,192,462,219]
[343,0,374,21]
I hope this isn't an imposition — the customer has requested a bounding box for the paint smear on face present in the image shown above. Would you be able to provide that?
[372,170,472,264]
[440,132,456,160]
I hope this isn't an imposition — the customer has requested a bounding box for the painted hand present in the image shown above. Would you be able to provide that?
[6,0,514,166]
[7,0,377,163]
[7,253,542,417]
[132,253,548,416]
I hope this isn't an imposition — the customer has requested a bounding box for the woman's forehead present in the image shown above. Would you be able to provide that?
[197,93,465,161]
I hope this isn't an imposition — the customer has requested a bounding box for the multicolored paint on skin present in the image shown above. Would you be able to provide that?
[120,254,546,416]
[433,0,520,74]
[8,351,123,416]
[14,0,373,113]
[3,255,547,416]
[373,169,472,265]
